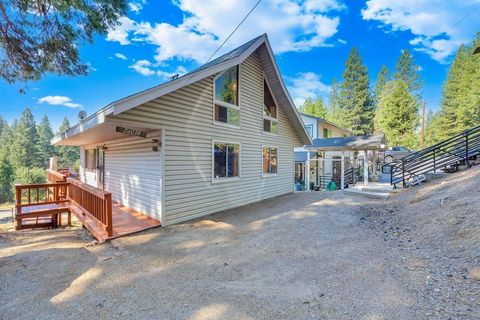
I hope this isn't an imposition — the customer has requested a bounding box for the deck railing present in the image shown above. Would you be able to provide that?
[67,178,113,237]
[46,169,68,183]
[15,183,70,210]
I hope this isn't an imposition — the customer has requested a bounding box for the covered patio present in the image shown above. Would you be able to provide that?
[297,134,387,192]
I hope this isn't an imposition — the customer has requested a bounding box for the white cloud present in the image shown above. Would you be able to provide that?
[114,53,128,60]
[287,72,330,107]
[361,0,480,63]
[129,60,187,80]
[38,96,82,109]
[106,16,135,45]
[107,0,345,64]
[129,60,156,76]
[128,1,145,13]
[337,38,347,44]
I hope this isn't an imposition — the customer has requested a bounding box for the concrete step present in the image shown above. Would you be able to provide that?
[357,184,394,193]
[343,188,390,199]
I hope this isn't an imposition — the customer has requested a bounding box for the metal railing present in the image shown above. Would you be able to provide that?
[389,124,480,187]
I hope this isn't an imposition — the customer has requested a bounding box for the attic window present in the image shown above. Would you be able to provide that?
[263,80,278,134]
[214,66,239,127]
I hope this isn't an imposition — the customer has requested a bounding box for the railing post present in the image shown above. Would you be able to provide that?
[402,160,406,188]
[15,186,21,230]
[104,193,113,237]
[465,132,470,168]
[433,149,436,173]
[390,165,393,185]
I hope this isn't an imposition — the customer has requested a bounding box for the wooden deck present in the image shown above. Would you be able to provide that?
[70,202,160,242]
[15,179,161,243]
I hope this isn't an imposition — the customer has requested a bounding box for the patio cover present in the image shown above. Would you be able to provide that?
[304,134,387,152]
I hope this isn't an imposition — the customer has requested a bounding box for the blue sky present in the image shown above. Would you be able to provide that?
[1,0,479,131]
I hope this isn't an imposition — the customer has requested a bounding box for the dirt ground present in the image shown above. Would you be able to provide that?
[1,167,479,320]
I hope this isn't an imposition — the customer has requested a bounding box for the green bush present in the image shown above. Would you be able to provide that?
[0,156,14,203]
[14,167,46,185]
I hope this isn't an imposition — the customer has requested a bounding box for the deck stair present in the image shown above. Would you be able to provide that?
[387,124,480,188]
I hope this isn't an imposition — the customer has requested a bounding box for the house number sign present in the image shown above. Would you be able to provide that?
[116,126,147,138]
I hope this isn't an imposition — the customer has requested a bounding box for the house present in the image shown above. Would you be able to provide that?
[294,114,353,190]
[51,34,311,230]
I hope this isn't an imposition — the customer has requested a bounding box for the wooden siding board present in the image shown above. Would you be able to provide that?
[117,53,301,225]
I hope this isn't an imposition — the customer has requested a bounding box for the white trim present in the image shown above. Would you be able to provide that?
[211,140,242,183]
[160,129,166,224]
[261,145,279,177]
[262,76,279,135]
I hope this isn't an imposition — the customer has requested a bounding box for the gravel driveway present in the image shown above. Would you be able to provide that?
[0,179,477,319]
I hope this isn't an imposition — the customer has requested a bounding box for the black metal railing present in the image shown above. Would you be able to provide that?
[388,124,480,187]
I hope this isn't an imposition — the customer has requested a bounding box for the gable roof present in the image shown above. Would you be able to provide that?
[54,34,311,145]
[299,113,353,135]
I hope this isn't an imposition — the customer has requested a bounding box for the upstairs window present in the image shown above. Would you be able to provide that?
[323,128,332,138]
[214,66,239,126]
[263,80,278,134]
[305,124,313,138]
[262,146,278,175]
[213,142,240,180]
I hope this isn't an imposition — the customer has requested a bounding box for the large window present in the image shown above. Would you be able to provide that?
[85,149,97,170]
[213,142,240,180]
[262,146,278,175]
[214,66,239,126]
[263,80,278,134]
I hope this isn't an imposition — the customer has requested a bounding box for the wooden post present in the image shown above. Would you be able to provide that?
[363,150,368,186]
[305,151,310,191]
[104,193,113,237]
[341,151,345,190]
[420,100,425,150]
[15,186,21,230]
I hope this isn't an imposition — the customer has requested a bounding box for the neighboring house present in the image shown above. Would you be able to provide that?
[53,34,311,226]
[294,114,353,190]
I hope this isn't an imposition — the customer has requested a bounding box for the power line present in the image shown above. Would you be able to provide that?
[179,0,262,87]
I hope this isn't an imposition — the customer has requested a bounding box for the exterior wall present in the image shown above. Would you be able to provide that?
[114,53,303,225]
[300,115,317,139]
[79,147,98,187]
[318,122,351,138]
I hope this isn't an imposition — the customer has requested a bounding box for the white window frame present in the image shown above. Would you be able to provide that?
[211,140,242,183]
[262,145,279,177]
[212,65,241,129]
[263,76,279,135]
[305,124,313,138]
[84,148,97,171]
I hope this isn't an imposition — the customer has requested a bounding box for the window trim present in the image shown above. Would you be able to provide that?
[262,145,279,178]
[263,76,279,135]
[211,140,242,183]
[212,65,241,128]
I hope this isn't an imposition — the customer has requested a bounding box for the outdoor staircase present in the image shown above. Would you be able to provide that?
[387,124,480,188]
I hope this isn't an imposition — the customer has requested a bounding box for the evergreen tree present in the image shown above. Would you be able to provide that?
[373,65,390,107]
[393,49,422,94]
[375,80,419,148]
[10,108,40,168]
[37,115,56,168]
[0,154,14,203]
[56,117,80,168]
[327,77,342,123]
[338,48,374,134]
[425,109,443,146]
[298,97,328,118]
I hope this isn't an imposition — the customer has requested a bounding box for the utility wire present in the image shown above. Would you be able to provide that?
[179,0,262,87]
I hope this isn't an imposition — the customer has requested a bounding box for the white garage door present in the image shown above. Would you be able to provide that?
[104,137,162,220]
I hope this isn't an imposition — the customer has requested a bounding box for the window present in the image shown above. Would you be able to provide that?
[263,80,278,134]
[213,142,240,180]
[214,66,239,126]
[323,128,332,138]
[85,149,97,170]
[263,146,278,175]
[305,124,313,138]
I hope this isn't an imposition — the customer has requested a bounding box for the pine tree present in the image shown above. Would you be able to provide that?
[56,117,80,168]
[0,154,14,203]
[338,48,374,134]
[10,108,40,168]
[298,97,328,118]
[327,77,342,123]
[37,115,56,169]
[373,65,390,107]
[393,49,421,94]
[375,80,419,148]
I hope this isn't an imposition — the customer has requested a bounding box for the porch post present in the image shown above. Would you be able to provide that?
[341,151,345,190]
[363,149,369,186]
[306,151,311,191]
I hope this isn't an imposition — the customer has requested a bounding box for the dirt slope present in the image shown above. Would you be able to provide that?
[359,166,480,318]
